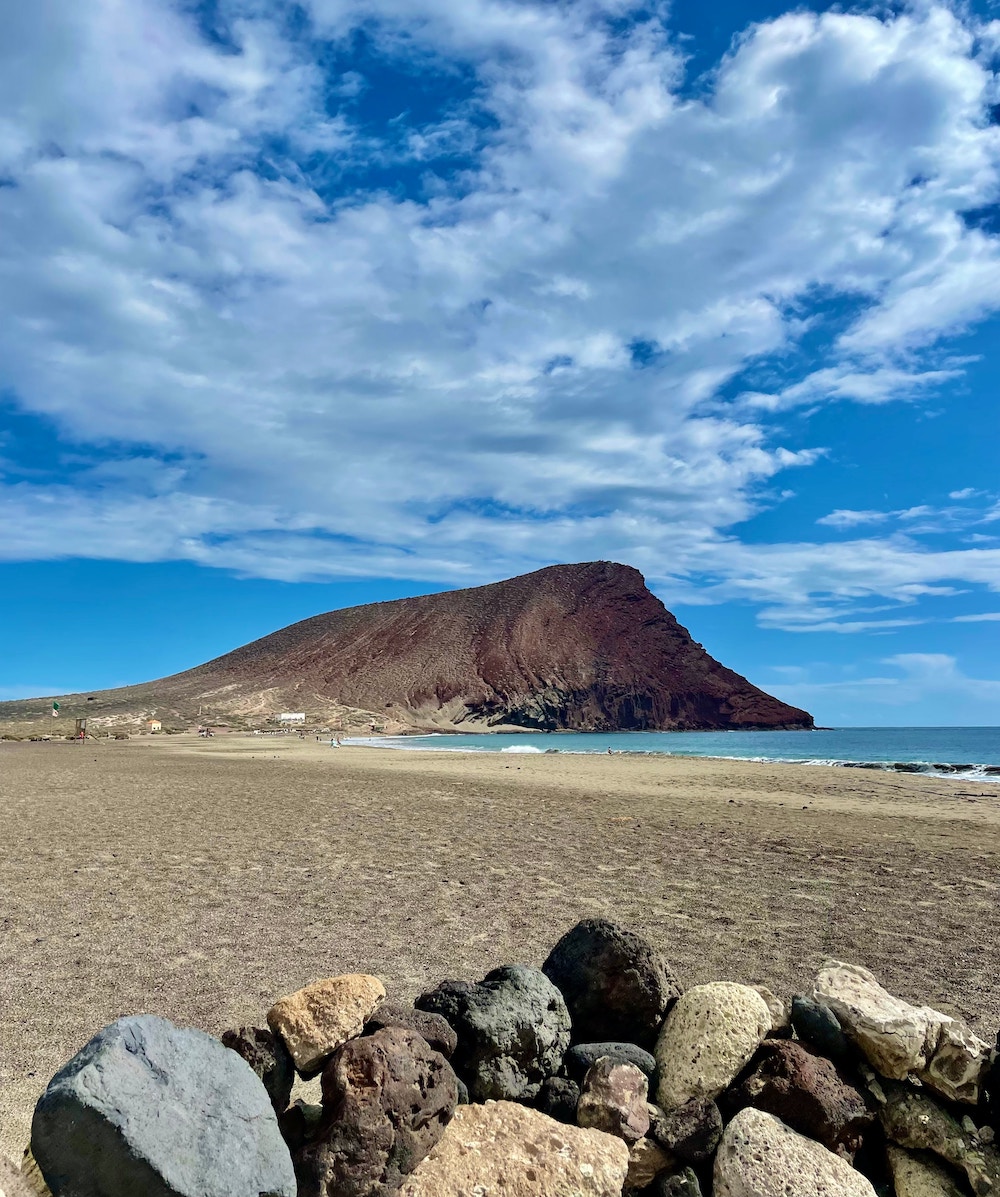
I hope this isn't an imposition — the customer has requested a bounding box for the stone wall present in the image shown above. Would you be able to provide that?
[4,917,997,1197]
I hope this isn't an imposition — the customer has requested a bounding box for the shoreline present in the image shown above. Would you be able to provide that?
[2,736,1000,1161]
[341,733,1000,784]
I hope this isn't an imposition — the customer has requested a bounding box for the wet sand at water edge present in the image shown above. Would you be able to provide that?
[2,733,1000,1160]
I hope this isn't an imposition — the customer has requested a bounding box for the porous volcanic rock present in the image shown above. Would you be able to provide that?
[721,1039,872,1158]
[648,1098,723,1164]
[415,965,570,1102]
[714,1108,877,1197]
[11,562,814,733]
[397,1101,630,1197]
[535,1076,581,1124]
[543,917,681,1050]
[293,1026,457,1197]
[654,983,771,1110]
[30,1015,294,1197]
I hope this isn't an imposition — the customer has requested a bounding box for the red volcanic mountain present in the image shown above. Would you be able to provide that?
[0,562,813,733]
[180,561,811,730]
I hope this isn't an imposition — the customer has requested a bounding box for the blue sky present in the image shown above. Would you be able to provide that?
[2,0,1000,726]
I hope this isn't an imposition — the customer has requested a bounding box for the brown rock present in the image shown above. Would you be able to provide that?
[294,1026,457,1197]
[722,1040,872,1158]
[220,1026,295,1113]
[398,1100,630,1196]
[363,1001,457,1058]
[626,1137,674,1190]
[267,974,386,1074]
[577,1059,650,1144]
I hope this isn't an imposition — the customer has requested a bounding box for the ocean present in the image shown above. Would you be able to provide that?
[344,727,1000,781]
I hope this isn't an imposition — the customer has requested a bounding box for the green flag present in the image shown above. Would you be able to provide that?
[52,702,60,711]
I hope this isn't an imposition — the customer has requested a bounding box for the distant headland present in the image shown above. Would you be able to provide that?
[0,562,812,737]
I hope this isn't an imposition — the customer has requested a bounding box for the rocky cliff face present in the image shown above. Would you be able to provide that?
[162,561,812,732]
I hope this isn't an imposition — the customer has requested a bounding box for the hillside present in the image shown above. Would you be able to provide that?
[0,562,813,735]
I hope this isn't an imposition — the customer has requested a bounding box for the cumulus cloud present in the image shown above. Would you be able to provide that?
[0,0,999,628]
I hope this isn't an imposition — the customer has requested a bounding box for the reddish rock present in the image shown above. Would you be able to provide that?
[723,1040,872,1158]
[21,563,813,732]
[577,1059,650,1144]
[294,1027,457,1197]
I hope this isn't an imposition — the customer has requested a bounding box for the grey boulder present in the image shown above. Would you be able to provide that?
[542,918,680,1050]
[30,1014,295,1197]
[416,965,570,1102]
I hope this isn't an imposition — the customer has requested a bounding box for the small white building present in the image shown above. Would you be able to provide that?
[147,718,162,733]
[278,712,306,725]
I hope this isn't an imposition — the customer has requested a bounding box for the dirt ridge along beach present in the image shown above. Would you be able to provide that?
[1,733,998,1161]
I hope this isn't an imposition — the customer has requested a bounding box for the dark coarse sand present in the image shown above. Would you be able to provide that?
[2,734,999,1160]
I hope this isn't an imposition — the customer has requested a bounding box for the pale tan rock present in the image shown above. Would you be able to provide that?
[626,1137,674,1189]
[887,1145,968,1197]
[267,973,385,1073]
[654,982,771,1111]
[398,1100,630,1197]
[751,985,790,1035]
[0,1157,33,1197]
[811,961,989,1103]
[714,1108,876,1197]
[4,1151,51,1197]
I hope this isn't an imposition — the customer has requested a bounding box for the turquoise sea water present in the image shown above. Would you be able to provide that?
[344,727,1000,781]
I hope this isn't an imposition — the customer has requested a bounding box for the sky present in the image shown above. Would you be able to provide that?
[1,0,1000,726]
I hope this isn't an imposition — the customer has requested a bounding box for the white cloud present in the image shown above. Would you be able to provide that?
[953,612,1000,622]
[0,0,998,628]
[768,653,1000,720]
[816,509,888,529]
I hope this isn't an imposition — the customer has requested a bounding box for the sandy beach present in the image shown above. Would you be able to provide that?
[2,734,999,1161]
